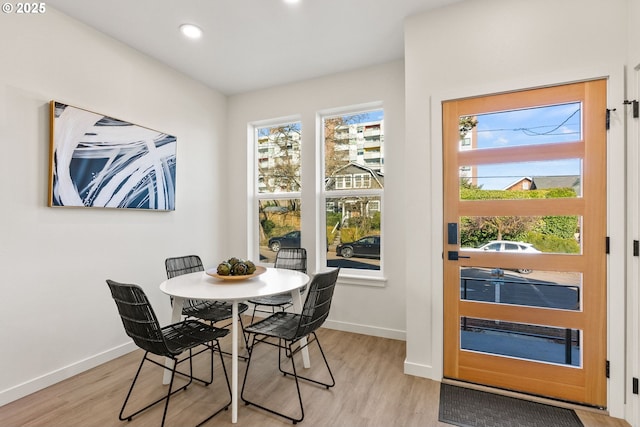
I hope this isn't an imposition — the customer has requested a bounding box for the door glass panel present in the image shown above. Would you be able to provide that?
[460,267,581,310]
[459,159,582,198]
[461,317,581,367]
[460,216,582,255]
[459,102,582,153]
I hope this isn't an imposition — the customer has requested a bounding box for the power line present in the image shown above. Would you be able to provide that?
[477,109,580,137]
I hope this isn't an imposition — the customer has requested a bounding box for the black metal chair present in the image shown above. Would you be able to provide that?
[248,248,307,323]
[165,255,250,359]
[241,268,340,424]
[106,279,231,427]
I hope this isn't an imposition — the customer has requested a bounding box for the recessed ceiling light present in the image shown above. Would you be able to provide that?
[284,0,300,4]
[179,24,203,40]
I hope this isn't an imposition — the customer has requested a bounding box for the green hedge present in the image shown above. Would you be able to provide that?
[525,232,580,254]
[460,186,579,251]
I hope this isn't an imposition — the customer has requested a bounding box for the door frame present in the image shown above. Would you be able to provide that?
[628,61,640,425]
[421,68,626,416]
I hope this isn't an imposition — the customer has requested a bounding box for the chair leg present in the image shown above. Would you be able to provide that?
[241,336,307,424]
[118,352,149,422]
[241,334,257,396]
[212,316,250,361]
[277,333,335,389]
[174,345,212,386]
[250,305,257,324]
[119,352,188,427]
[216,341,232,396]
[237,314,251,356]
[118,346,229,427]
[285,340,305,424]
[159,352,183,427]
[194,340,232,427]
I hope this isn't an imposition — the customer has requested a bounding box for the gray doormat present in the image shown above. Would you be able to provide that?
[438,384,584,427]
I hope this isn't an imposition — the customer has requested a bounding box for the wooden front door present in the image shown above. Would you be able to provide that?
[442,80,607,407]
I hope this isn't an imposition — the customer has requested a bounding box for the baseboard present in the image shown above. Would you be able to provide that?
[0,341,137,407]
[322,319,406,341]
[248,309,406,341]
[404,359,439,380]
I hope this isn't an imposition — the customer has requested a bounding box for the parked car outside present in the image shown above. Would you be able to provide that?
[336,235,381,259]
[268,230,301,252]
[461,240,540,274]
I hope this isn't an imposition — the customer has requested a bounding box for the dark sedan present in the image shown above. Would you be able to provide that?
[268,230,301,252]
[336,235,380,259]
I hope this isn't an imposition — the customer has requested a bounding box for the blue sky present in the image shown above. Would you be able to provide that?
[257,109,383,137]
[472,102,582,189]
[361,109,384,122]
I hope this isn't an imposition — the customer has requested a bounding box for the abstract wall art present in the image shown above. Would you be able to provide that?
[48,101,176,210]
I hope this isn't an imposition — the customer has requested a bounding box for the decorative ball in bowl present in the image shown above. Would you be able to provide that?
[206,257,265,281]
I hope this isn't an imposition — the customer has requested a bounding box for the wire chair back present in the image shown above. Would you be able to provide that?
[165,255,204,278]
[106,280,172,357]
[274,248,307,273]
[293,268,339,340]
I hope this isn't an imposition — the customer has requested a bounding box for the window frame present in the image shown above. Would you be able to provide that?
[250,116,303,266]
[249,105,386,286]
[320,105,385,281]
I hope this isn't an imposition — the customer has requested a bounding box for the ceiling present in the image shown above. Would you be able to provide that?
[47,0,461,95]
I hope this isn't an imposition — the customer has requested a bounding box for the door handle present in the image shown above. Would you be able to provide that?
[448,251,471,261]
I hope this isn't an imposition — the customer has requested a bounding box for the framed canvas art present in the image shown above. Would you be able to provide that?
[48,101,176,210]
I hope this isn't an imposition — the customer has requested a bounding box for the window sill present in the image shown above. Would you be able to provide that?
[336,273,387,288]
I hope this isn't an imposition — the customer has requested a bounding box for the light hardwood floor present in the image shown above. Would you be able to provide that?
[0,328,630,427]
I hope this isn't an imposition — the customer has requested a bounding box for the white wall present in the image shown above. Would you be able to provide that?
[226,62,407,339]
[0,9,228,405]
[404,0,630,420]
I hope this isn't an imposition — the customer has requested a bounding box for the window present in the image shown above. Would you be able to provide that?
[255,121,302,264]
[335,175,353,189]
[353,174,371,188]
[251,107,384,281]
[323,108,384,272]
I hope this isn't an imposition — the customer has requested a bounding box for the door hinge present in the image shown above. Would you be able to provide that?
[634,240,639,257]
[606,360,610,378]
[634,377,639,394]
[606,237,610,254]
[624,99,639,118]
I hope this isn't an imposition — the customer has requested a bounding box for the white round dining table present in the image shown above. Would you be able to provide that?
[159,267,310,424]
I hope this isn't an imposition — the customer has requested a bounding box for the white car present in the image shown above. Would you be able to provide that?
[461,240,540,274]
